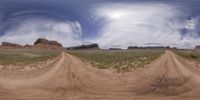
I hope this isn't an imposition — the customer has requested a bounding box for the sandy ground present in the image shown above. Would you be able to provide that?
[0,51,200,100]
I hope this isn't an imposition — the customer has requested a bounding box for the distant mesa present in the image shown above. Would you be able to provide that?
[1,42,23,48]
[195,45,200,50]
[109,48,123,50]
[127,46,177,50]
[67,43,99,50]
[34,38,62,49]
[0,38,62,49]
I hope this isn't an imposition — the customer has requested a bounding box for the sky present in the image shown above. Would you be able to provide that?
[0,0,200,49]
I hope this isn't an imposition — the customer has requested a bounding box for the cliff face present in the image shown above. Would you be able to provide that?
[34,38,62,49]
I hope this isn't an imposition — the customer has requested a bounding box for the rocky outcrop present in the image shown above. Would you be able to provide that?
[195,45,200,50]
[34,38,62,49]
[67,43,99,50]
[1,42,23,48]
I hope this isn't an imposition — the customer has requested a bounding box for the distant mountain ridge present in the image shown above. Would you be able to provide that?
[0,38,62,49]
[67,43,99,50]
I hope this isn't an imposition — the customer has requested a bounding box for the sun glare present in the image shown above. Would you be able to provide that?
[109,11,125,19]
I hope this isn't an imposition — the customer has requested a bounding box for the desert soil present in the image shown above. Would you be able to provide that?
[0,51,200,100]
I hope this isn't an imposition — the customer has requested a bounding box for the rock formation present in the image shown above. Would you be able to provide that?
[34,38,62,49]
[0,38,63,49]
[127,46,176,50]
[195,45,200,50]
[1,42,23,48]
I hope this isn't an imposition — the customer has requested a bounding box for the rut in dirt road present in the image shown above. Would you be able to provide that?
[135,51,192,96]
[1,51,200,100]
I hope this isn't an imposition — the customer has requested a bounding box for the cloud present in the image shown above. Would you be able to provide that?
[0,17,82,47]
[91,3,200,49]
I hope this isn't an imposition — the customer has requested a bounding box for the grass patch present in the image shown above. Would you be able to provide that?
[0,49,61,65]
[67,49,163,73]
[174,50,200,61]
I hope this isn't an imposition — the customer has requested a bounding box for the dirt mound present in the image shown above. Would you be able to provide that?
[34,38,62,49]
[1,42,23,48]
[67,43,99,50]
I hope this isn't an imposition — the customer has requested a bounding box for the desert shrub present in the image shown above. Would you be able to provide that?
[67,50,163,73]
[0,50,61,65]
[189,53,198,58]
[174,50,200,61]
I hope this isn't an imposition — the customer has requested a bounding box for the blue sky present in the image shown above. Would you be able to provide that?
[0,0,200,48]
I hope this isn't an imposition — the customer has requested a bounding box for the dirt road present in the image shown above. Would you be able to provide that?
[0,51,200,100]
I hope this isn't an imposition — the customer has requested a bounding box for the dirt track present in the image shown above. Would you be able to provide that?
[1,51,200,100]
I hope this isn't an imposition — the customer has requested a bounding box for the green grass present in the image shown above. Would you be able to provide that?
[0,49,61,65]
[174,50,200,61]
[67,49,164,73]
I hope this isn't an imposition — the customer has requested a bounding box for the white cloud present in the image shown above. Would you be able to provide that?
[0,17,82,47]
[91,3,200,49]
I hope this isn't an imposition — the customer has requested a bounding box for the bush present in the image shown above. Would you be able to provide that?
[190,53,198,58]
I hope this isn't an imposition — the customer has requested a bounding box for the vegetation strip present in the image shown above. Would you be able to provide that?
[174,50,200,62]
[67,50,163,72]
[0,49,61,65]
